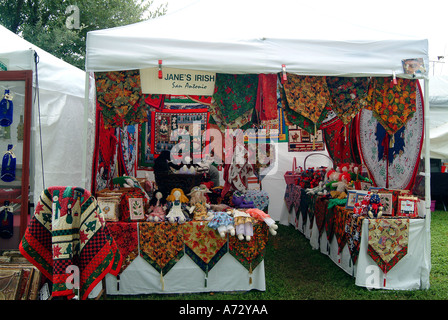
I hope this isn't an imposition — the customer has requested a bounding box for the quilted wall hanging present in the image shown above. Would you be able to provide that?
[357,81,424,190]
[151,109,210,160]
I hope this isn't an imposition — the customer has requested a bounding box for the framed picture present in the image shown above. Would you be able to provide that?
[346,190,358,209]
[129,197,145,221]
[378,193,393,216]
[354,190,369,204]
[397,196,419,217]
[97,197,120,222]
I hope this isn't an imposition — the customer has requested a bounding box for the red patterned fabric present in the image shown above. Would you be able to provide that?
[106,222,139,274]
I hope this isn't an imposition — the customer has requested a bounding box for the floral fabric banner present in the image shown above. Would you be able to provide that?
[365,77,417,136]
[95,70,148,129]
[182,222,227,276]
[139,222,184,276]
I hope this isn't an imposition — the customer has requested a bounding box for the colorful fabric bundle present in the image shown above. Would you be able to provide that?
[367,218,409,277]
[211,73,258,131]
[95,70,148,129]
[19,186,122,300]
[365,77,417,136]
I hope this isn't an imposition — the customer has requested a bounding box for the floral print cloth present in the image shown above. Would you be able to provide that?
[326,77,370,125]
[182,222,228,278]
[139,222,184,276]
[229,223,269,273]
[95,70,148,129]
[367,218,409,274]
[282,75,330,134]
[243,190,270,211]
[211,73,258,131]
[107,222,139,274]
[365,77,417,136]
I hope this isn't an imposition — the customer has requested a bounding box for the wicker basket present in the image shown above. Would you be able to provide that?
[284,157,302,185]
[303,153,334,171]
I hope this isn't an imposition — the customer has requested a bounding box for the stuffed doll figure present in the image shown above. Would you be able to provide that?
[188,185,213,221]
[166,188,190,223]
[146,190,167,222]
[232,209,256,241]
[368,193,384,218]
[208,211,235,238]
[246,208,278,236]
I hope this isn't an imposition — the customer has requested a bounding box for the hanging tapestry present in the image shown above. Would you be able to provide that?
[117,124,138,177]
[92,109,118,193]
[288,125,325,152]
[322,118,356,166]
[139,222,184,278]
[326,77,370,125]
[229,223,269,274]
[367,218,409,274]
[282,75,330,135]
[138,111,154,168]
[152,109,209,159]
[182,222,227,284]
[211,73,258,132]
[256,74,278,121]
[345,213,365,265]
[357,82,424,190]
[107,222,139,274]
[365,77,417,136]
[276,79,289,142]
[19,187,122,300]
[95,70,148,129]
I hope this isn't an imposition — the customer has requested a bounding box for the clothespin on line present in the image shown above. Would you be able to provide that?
[281,64,287,84]
[158,60,163,79]
[392,71,397,85]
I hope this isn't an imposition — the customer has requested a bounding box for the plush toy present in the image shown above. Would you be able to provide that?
[368,192,383,218]
[232,192,254,209]
[232,209,256,241]
[188,185,213,221]
[352,202,363,215]
[246,208,278,236]
[166,188,190,223]
[146,190,167,222]
[360,192,372,215]
[208,211,235,238]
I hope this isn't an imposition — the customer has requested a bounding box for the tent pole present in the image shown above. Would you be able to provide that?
[423,75,431,288]
[82,72,90,190]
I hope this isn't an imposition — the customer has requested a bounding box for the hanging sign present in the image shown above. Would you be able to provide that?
[140,67,216,96]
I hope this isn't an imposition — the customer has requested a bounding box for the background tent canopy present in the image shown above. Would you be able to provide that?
[85,0,428,76]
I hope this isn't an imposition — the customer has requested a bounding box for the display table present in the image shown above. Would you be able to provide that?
[104,221,268,295]
[286,188,430,290]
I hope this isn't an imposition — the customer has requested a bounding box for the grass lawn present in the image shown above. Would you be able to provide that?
[107,210,448,301]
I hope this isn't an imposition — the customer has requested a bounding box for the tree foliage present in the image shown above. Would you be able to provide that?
[0,0,167,69]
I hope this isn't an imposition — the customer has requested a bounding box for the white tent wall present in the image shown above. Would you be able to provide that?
[0,25,88,209]
[427,75,448,160]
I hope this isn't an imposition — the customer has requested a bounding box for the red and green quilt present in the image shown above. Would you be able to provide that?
[19,186,122,300]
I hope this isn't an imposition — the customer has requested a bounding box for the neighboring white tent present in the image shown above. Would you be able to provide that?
[428,75,448,160]
[0,25,89,207]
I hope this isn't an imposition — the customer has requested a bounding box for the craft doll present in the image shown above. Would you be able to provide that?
[188,184,213,221]
[166,188,190,223]
[146,190,167,222]
[208,211,235,238]
[246,208,278,236]
[232,209,256,241]
[368,192,384,219]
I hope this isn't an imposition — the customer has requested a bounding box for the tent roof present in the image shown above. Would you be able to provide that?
[0,25,85,98]
[430,75,448,108]
[86,0,428,76]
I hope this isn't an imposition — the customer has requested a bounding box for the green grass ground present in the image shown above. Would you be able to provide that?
[107,210,448,301]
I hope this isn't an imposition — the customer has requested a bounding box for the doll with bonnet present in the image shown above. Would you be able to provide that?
[188,184,213,221]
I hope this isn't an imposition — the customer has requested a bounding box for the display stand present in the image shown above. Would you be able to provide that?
[0,71,32,248]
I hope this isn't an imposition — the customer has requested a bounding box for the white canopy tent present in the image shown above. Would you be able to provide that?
[85,0,431,220]
[0,25,89,208]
